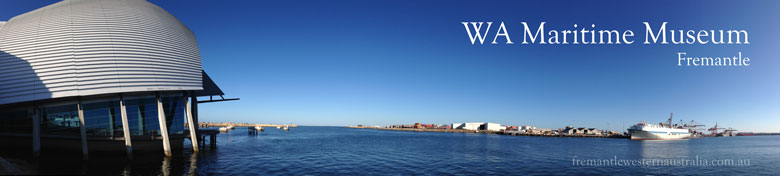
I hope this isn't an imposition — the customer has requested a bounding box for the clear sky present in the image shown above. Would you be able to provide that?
[2,0,779,132]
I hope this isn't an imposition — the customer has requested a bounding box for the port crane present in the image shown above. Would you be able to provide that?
[708,122,725,136]
[682,120,705,128]
[667,113,707,133]
[680,120,706,135]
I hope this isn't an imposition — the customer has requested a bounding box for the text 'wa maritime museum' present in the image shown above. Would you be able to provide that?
[0,0,234,158]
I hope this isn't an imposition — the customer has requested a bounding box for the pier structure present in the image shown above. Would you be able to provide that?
[197,122,298,129]
[248,127,259,135]
[194,129,219,149]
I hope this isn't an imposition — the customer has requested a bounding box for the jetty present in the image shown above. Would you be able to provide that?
[195,122,298,128]
[191,129,220,149]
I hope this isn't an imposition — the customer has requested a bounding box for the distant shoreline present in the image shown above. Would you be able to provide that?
[347,126,630,139]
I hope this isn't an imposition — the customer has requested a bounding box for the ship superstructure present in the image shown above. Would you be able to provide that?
[629,113,692,140]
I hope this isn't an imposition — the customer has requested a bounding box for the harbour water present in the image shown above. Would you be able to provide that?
[1,126,779,175]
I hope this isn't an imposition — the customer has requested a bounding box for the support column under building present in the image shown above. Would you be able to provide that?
[192,95,200,148]
[32,107,40,157]
[120,96,133,158]
[77,102,89,160]
[185,95,199,152]
[191,95,199,132]
[157,95,172,157]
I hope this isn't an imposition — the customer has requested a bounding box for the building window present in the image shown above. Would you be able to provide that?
[0,110,31,133]
[41,104,80,134]
[125,98,160,136]
[124,99,145,136]
[124,96,185,136]
[83,101,124,137]
[161,96,185,135]
[4,94,186,137]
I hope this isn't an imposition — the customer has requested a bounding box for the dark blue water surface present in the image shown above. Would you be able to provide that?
[2,126,779,175]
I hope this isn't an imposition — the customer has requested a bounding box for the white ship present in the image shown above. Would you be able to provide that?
[628,113,691,140]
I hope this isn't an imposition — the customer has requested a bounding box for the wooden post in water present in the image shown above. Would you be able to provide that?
[119,96,133,158]
[203,136,207,148]
[77,102,89,160]
[185,95,199,152]
[210,135,216,149]
[157,95,172,157]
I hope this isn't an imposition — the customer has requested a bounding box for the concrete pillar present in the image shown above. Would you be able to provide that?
[119,97,133,158]
[32,107,40,157]
[77,102,89,160]
[191,95,199,132]
[184,96,199,152]
[156,95,172,157]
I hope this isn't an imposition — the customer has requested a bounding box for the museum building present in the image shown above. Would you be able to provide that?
[0,0,229,157]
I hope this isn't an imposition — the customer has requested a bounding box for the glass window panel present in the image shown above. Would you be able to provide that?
[162,96,185,135]
[125,105,142,136]
[83,101,112,136]
[121,96,186,136]
[110,101,123,137]
[144,103,160,135]
[0,110,31,133]
[42,104,80,134]
[125,98,159,136]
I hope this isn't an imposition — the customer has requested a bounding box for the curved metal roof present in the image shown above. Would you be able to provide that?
[0,0,203,105]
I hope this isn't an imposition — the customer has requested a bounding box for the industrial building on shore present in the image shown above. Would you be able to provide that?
[451,122,504,131]
[383,122,618,137]
[561,126,603,135]
[0,0,233,158]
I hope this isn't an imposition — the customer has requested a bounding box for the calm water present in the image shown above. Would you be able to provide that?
[2,126,779,175]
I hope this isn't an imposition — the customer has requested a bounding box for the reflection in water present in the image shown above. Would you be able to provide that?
[161,156,171,176]
[638,140,690,160]
[0,127,778,175]
[121,164,130,176]
[187,153,198,176]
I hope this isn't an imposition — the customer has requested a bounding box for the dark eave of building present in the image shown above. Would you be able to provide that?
[195,70,239,103]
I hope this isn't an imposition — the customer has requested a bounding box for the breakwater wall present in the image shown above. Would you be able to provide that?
[196,122,298,128]
[348,127,629,139]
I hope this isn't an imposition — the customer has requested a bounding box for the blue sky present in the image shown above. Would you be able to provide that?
[2,0,779,132]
